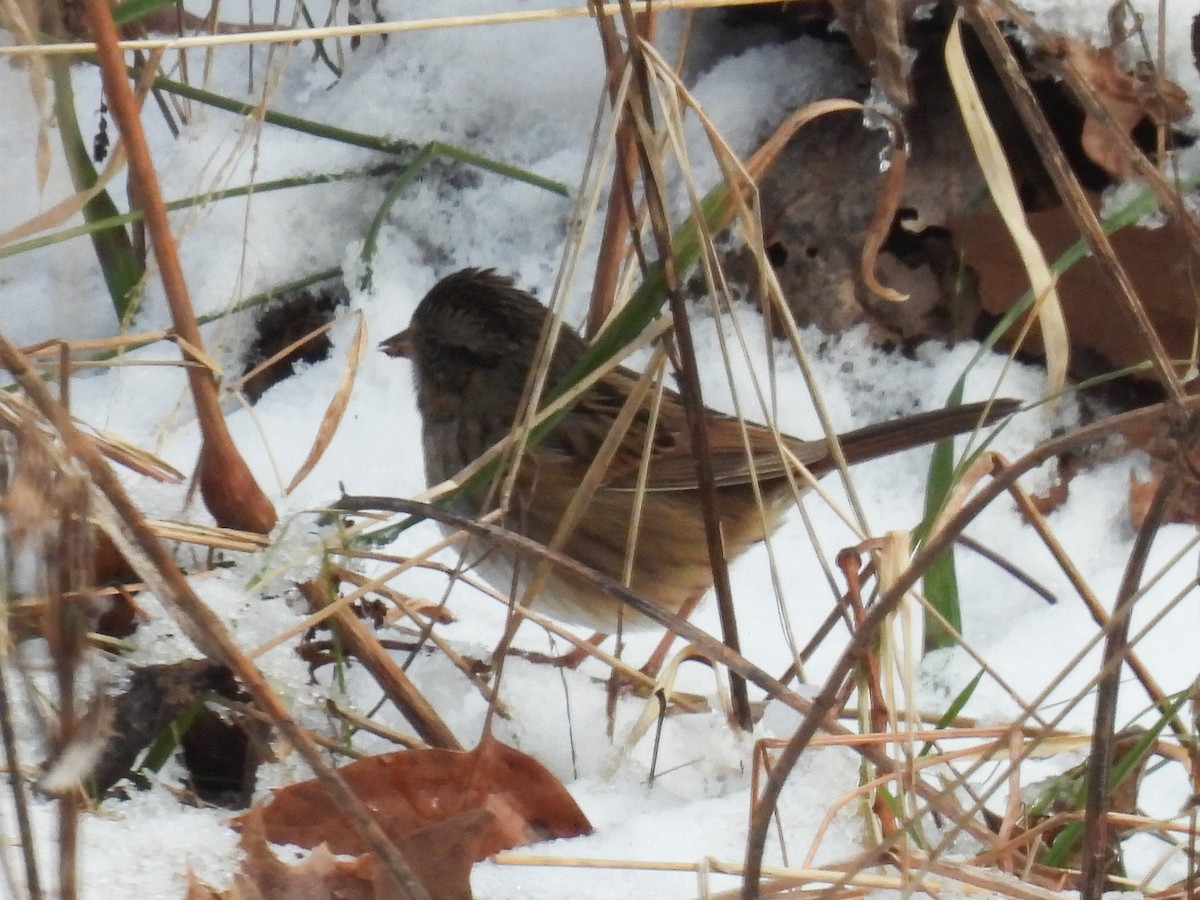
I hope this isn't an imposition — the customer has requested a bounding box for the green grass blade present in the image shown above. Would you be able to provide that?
[358,146,434,291]
[920,669,984,756]
[0,167,387,261]
[51,58,143,319]
[111,67,569,197]
[921,382,967,652]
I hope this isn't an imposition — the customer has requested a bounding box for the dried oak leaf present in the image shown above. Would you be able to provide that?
[210,806,484,900]
[190,807,391,900]
[241,733,591,862]
[955,191,1199,386]
[1046,37,1191,179]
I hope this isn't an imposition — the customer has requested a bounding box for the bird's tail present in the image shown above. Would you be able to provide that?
[824,398,1019,472]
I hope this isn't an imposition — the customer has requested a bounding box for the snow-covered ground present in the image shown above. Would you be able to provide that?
[2,1,1198,896]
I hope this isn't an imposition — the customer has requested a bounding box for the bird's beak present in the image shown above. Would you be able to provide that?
[379,328,413,358]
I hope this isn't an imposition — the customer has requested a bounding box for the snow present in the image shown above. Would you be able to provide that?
[1,0,1198,897]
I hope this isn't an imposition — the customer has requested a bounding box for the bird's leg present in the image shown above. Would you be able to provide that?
[640,591,703,677]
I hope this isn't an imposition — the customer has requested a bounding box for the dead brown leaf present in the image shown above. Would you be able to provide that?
[1029,474,1071,517]
[955,191,1199,386]
[195,805,484,899]
[242,733,592,861]
[1046,37,1191,178]
[228,807,389,900]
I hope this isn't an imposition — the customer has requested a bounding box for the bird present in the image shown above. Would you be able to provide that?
[381,267,1016,636]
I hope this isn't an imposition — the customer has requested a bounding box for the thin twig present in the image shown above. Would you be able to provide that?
[1079,463,1179,898]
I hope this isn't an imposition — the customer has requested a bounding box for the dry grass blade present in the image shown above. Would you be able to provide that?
[170,334,224,380]
[88,427,185,483]
[283,314,365,495]
[144,519,270,552]
[0,394,182,484]
[5,2,825,57]
[22,331,169,357]
[1004,474,1189,738]
[945,15,1069,397]
[742,396,1200,895]
[0,142,129,248]
[491,851,1059,898]
[226,316,337,396]
[874,530,922,835]
[0,0,52,193]
[0,400,96,899]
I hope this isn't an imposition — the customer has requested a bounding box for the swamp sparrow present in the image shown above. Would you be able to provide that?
[382,268,1015,632]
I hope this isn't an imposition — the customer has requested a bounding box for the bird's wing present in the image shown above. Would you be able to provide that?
[542,367,823,492]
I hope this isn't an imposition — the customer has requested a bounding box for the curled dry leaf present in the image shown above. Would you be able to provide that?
[744,98,911,304]
[242,733,591,862]
[1045,36,1192,179]
[214,807,396,900]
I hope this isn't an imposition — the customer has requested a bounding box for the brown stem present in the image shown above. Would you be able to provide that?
[1009,476,1188,737]
[586,4,658,338]
[1079,464,1178,899]
[82,0,276,534]
[838,546,900,839]
[615,0,753,730]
